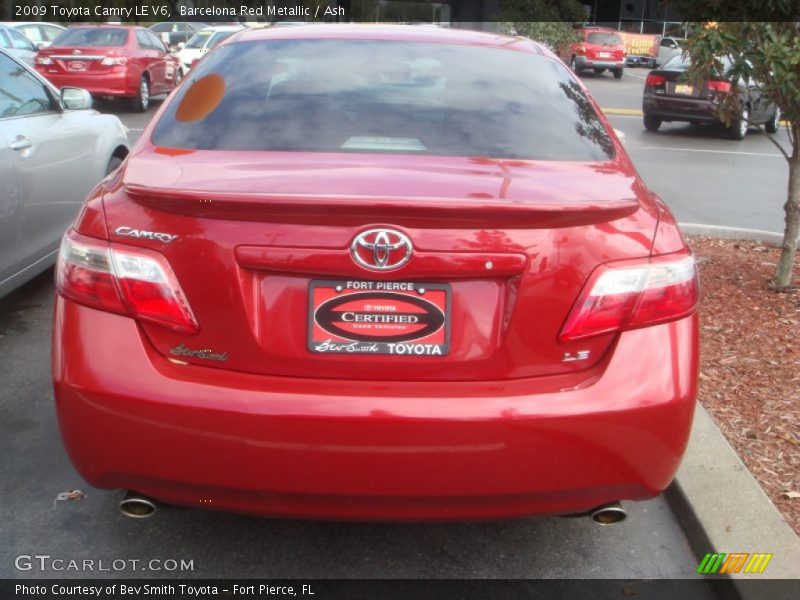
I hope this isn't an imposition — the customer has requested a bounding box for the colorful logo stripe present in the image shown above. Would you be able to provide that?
[697,553,773,574]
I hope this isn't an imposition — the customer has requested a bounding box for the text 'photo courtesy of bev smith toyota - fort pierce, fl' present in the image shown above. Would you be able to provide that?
[2,0,799,597]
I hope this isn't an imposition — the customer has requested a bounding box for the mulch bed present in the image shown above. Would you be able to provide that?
[688,235,799,534]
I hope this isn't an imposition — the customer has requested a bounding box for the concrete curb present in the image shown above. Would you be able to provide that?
[665,223,800,594]
[667,406,800,586]
[679,223,789,246]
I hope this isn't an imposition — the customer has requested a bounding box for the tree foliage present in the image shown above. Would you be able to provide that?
[666,2,800,288]
[498,0,586,50]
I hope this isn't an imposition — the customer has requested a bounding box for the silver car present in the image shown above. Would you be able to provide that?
[0,48,130,297]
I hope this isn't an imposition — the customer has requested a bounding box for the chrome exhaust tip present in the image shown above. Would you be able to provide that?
[590,501,626,525]
[119,491,157,519]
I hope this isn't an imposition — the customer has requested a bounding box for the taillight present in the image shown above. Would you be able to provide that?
[35,56,52,65]
[645,73,667,87]
[559,251,697,342]
[56,230,198,333]
[707,79,731,93]
[101,56,128,66]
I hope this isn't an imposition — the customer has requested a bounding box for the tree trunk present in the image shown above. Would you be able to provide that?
[774,123,800,289]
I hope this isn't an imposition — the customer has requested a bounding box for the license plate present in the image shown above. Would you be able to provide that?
[68,61,87,71]
[597,52,612,58]
[674,83,694,95]
[308,280,450,356]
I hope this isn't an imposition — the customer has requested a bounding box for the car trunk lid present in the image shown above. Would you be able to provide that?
[103,150,659,382]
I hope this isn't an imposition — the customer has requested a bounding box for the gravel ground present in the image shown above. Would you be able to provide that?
[689,235,799,535]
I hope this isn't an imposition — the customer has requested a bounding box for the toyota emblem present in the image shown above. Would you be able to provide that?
[350,228,413,271]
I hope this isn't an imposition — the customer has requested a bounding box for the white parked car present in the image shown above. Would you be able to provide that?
[0,48,130,297]
[656,36,685,67]
[0,24,38,65]
[0,21,66,49]
[177,25,243,74]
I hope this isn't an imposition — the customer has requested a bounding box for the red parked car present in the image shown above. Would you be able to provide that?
[34,25,182,112]
[560,26,626,79]
[52,25,698,522]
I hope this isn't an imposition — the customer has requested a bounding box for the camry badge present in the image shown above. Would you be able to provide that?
[350,228,412,271]
[115,226,178,244]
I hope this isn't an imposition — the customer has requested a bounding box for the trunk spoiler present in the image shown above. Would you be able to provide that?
[124,184,639,229]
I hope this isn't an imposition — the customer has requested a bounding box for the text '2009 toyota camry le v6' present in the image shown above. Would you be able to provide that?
[52,25,699,522]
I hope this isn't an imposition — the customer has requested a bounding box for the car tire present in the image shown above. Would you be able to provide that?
[765,107,780,134]
[106,156,124,175]
[613,68,623,79]
[173,69,183,89]
[643,115,662,132]
[570,56,581,74]
[131,75,150,113]
[593,68,605,74]
[728,105,749,140]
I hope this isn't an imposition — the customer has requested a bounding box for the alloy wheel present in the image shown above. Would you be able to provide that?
[140,78,149,111]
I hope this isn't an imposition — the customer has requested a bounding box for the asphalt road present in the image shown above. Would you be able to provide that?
[582,68,791,233]
[1,71,759,590]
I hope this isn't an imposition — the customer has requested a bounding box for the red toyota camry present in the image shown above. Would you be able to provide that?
[35,25,182,112]
[52,25,699,521]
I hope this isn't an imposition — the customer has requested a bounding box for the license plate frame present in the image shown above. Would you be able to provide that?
[308,280,451,356]
[67,60,87,71]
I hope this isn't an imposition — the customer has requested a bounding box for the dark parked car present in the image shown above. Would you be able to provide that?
[642,54,780,140]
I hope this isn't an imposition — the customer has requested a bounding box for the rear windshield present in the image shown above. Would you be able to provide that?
[586,32,621,45]
[54,27,128,47]
[152,39,614,161]
[662,54,731,73]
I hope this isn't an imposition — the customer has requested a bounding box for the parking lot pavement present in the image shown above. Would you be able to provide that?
[1,272,713,587]
[578,71,791,233]
[581,67,652,111]
[608,115,789,233]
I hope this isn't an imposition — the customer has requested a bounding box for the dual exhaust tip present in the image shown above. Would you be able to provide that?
[118,491,627,525]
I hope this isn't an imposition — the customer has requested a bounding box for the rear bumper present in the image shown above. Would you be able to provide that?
[35,67,136,97]
[643,96,720,123]
[52,297,698,520]
[575,56,624,70]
